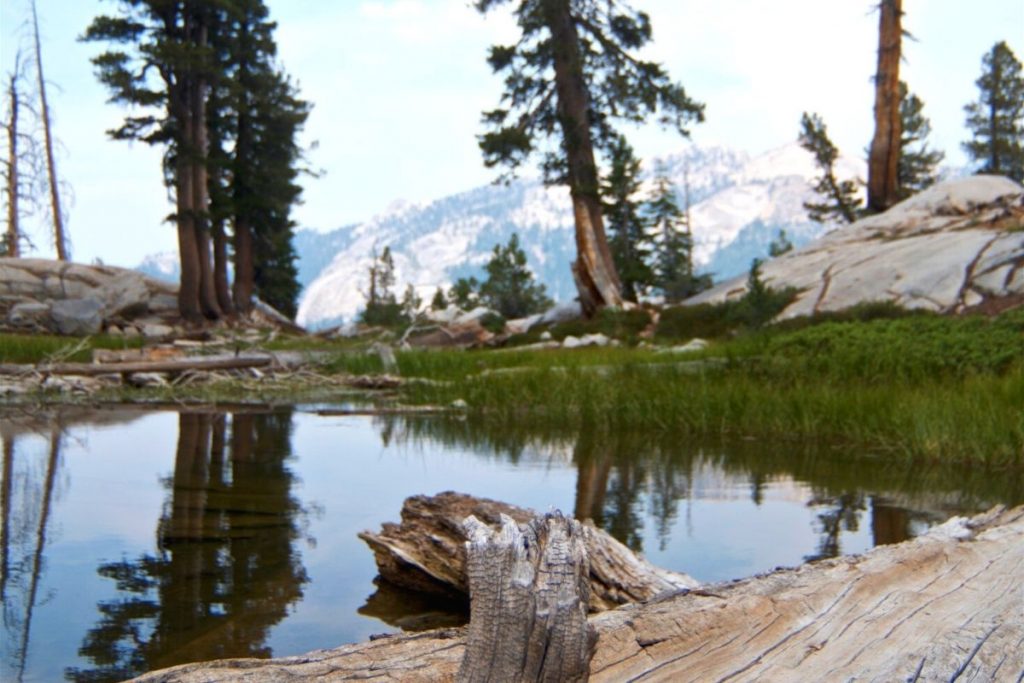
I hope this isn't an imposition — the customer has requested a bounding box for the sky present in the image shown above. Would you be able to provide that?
[0,0,1021,268]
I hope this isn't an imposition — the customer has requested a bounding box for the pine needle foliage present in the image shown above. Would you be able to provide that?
[963,41,1024,182]
[799,112,863,224]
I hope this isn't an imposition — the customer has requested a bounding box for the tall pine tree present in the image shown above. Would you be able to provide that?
[897,82,944,200]
[601,136,652,303]
[475,0,703,315]
[963,41,1024,182]
[84,1,222,323]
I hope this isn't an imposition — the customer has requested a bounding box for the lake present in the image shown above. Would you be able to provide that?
[1,405,1019,682]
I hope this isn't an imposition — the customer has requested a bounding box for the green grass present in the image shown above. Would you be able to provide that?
[360,310,1024,467]
[0,333,144,364]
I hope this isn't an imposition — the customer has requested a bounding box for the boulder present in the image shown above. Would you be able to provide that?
[50,298,104,336]
[100,271,151,318]
[7,302,51,329]
[562,333,611,349]
[686,176,1024,317]
[0,258,184,335]
[408,321,494,348]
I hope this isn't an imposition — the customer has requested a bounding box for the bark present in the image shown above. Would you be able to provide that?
[190,20,220,320]
[543,0,623,316]
[232,217,254,313]
[31,0,67,261]
[211,220,235,315]
[4,69,20,257]
[174,79,203,323]
[133,505,1024,683]
[458,513,597,682]
[357,492,697,612]
[867,0,903,213]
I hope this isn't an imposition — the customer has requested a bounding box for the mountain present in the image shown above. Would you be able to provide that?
[295,142,863,328]
[132,142,865,329]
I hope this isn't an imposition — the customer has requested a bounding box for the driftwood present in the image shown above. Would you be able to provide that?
[459,513,596,682]
[357,491,698,611]
[132,504,1024,683]
[0,355,272,377]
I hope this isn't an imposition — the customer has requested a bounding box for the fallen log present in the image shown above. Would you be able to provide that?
[0,354,272,377]
[131,504,1024,682]
[357,491,698,611]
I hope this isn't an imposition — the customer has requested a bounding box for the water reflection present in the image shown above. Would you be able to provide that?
[1,421,65,682]
[65,410,309,683]
[0,407,1019,682]
[375,415,1023,555]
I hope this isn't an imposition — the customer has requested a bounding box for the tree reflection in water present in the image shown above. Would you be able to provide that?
[66,410,310,683]
[370,415,1021,571]
[1,423,64,683]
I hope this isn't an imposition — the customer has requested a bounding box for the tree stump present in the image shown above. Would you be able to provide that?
[357,492,697,611]
[458,513,598,683]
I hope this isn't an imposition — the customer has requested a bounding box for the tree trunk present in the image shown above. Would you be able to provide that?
[190,20,220,321]
[4,68,20,257]
[458,513,597,682]
[232,217,254,312]
[175,105,203,324]
[211,219,235,315]
[867,0,902,213]
[357,492,697,612]
[31,0,67,261]
[543,0,623,316]
[134,504,1024,683]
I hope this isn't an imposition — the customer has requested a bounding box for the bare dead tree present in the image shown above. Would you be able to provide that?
[1,50,43,258]
[30,0,68,260]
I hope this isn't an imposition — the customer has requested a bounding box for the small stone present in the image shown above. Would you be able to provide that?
[451,399,468,410]
[540,331,552,341]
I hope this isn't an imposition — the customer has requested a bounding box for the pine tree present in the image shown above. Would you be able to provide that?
[361,246,404,327]
[479,233,552,319]
[897,82,944,200]
[601,136,653,302]
[963,41,1024,182]
[212,0,309,316]
[84,2,223,322]
[448,277,480,311]
[430,287,448,311]
[476,0,703,315]
[768,230,793,258]
[799,112,863,224]
[646,166,708,303]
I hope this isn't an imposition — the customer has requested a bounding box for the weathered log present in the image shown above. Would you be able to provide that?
[0,354,272,377]
[357,491,698,611]
[459,513,597,682]
[132,505,1024,682]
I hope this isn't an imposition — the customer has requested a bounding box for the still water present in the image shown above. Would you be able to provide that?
[1,406,1020,682]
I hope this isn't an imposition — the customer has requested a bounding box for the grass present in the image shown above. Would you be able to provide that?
[363,309,1024,467]
[3,305,1022,467]
[0,333,144,364]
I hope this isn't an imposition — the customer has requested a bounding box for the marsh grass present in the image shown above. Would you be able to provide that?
[0,333,143,364]
[382,311,1024,466]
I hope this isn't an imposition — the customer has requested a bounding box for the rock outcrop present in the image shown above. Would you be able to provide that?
[686,176,1024,317]
[0,258,179,336]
